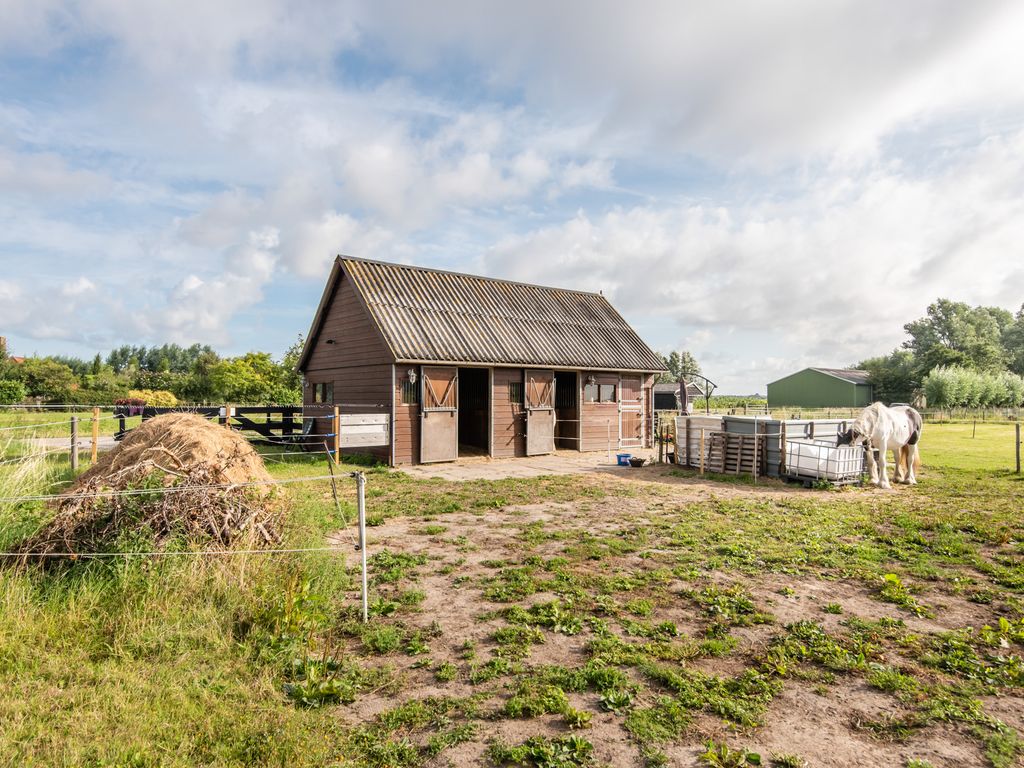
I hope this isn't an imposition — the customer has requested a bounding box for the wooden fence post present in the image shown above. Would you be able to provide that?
[91,409,98,462]
[70,416,79,471]
[334,406,341,465]
[752,420,759,484]
[225,404,233,429]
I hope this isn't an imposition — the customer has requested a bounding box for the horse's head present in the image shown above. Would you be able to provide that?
[837,427,865,446]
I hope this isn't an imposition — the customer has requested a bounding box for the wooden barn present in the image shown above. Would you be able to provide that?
[297,257,667,465]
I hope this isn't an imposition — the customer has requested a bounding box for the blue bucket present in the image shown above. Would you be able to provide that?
[616,453,632,466]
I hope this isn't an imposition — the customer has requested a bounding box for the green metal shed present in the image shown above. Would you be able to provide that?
[767,368,874,408]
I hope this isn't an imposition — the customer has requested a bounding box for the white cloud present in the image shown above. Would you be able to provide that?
[2,0,1023,383]
[561,159,613,191]
[484,129,1024,392]
[0,148,111,200]
[137,227,281,345]
[354,1,1024,164]
[60,276,96,297]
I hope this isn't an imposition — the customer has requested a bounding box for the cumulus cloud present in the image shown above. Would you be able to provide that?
[1,0,1022,386]
[356,0,1024,164]
[483,128,1024,391]
[60,277,96,297]
[134,227,281,345]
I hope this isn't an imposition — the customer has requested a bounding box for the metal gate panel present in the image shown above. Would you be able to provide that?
[420,366,458,463]
[525,369,555,456]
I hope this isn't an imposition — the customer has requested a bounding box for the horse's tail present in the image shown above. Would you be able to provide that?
[906,408,923,445]
[901,443,922,474]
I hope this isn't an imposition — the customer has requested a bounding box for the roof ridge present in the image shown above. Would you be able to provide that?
[338,255,609,300]
[309,256,668,372]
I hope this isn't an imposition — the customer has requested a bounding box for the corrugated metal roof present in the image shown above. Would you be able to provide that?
[342,258,666,372]
[811,367,872,384]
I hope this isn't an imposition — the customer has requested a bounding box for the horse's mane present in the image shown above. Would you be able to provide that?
[852,402,885,437]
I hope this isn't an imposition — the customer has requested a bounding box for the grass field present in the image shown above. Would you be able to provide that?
[0,424,1022,767]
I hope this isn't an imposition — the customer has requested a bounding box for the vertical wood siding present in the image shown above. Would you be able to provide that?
[492,367,525,458]
[302,274,394,461]
[579,371,621,452]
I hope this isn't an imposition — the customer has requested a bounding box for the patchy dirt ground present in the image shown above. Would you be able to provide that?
[325,465,1024,767]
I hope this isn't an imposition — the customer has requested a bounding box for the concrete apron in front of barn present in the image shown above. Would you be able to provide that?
[398,449,656,482]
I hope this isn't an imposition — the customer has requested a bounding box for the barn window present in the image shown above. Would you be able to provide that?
[400,379,419,405]
[508,381,524,405]
[314,382,334,403]
[585,378,616,403]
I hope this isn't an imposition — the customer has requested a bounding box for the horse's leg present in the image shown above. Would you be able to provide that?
[878,448,891,489]
[906,445,918,485]
[893,447,905,484]
[866,446,879,485]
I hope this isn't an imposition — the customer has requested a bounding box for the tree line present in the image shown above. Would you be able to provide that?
[856,299,1024,407]
[0,338,304,406]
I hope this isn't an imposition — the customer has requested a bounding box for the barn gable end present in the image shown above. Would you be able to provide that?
[299,263,396,461]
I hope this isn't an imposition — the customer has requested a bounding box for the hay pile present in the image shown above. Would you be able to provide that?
[19,414,281,560]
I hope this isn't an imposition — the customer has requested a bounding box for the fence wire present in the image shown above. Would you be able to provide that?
[0,473,339,504]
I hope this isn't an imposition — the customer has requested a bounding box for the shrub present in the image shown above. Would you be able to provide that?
[65,388,128,406]
[924,366,1024,408]
[0,379,25,405]
[128,389,179,407]
[19,357,77,401]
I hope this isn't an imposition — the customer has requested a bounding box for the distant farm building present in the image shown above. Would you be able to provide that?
[653,382,704,411]
[298,257,667,465]
[767,368,874,409]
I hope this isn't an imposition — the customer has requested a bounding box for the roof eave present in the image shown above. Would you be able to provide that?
[395,358,664,374]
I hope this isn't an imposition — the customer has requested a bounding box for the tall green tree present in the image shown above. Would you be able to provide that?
[0,337,14,380]
[106,343,215,373]
[209,352,300,404]
[656,350,701,384]
[1002,304,1024,376]
[903,299,1012,374]
[855,349,918,404]
[176,350,221,403]
[280,334,305,392]
[19,358,79,401]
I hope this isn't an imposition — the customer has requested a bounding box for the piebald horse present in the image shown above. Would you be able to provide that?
[838,403,922,489]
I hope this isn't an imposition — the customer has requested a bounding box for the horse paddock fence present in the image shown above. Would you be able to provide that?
[0,467,375,624]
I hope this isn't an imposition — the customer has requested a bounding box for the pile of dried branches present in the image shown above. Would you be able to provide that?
[14,414,282,562]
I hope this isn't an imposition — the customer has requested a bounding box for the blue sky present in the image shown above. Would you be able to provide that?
[2,1,1023,393]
